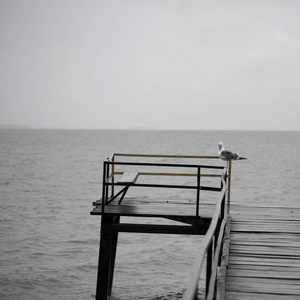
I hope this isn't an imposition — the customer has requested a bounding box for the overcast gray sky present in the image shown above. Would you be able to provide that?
[1,0,300,130]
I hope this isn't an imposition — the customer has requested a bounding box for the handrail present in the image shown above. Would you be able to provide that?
[100,156,227,219]
[98,153,229,299]
[106,161,224,169]
[113,153,220,159]
[101,160,225,217]
[183,173,227,300]
[110,153,232,207]
[113,171,221,177]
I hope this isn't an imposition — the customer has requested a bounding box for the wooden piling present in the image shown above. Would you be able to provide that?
[96,216,119,300]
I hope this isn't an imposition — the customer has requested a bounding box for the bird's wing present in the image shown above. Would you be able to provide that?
[221,150,239,160]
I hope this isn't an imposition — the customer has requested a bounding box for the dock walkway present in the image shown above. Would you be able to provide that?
[225,199,300,299]
[92,152,300,299]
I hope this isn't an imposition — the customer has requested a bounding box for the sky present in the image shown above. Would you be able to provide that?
[1,0,300,131]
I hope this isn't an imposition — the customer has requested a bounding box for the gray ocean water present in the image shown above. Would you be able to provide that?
[1,129,299,300]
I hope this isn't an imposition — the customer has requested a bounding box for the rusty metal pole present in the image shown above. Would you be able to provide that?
[227,160,232,211]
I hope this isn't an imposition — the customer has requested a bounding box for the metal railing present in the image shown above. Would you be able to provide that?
[106,153,232,205]
[100,153,228,217]
[97,153,229,299]
[183,172,227,300]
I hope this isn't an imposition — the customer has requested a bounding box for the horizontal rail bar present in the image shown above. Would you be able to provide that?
[109,152,232,208]
[113,153,220,159]
[106,161,224,169]
[109,182,221,192]
[113,171,221,178]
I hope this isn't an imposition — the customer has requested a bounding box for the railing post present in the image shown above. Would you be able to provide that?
[193,290,197,300]
[101,162,107,215]
[105,161,110,203]
[111,154,115,198]
[206,240,213,297]
[196,167,201,217]
[227,161,232,210]
[221,168,227,220]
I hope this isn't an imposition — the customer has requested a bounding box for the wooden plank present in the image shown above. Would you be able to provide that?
[117,171,139,184]
[91,204,214,218]
[229,233,300,243]
[228,256,300,267]
[226,269,300,279]
[228,245,300,256]
[230,223,300,233]
[228,265,300,273]
[226,277,300,294]
[91,198,215,218]
[226,291,300,300]
[230,240,300,247]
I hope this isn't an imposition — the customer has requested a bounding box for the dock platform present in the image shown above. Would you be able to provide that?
[225,199,300,299]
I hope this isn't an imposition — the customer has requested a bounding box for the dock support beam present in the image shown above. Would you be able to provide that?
[96,216,119,300]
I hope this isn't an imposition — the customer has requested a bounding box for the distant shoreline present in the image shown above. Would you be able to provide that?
[0,125,31,129]
[0,126,299,132]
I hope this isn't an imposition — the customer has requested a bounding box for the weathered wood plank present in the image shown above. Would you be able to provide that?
[229,233,300,243]
[117,171,139,184]
[91,198,215,218]
[226,277,300,294]
[229,245,300,256]
[226,268,300,279]
[228,265,300,273]
[228,257,300,268]
[225,197,300,299]
[226,291,300,300]
[230,224,300,233]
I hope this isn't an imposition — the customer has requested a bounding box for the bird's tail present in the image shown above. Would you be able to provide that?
[238,157,247,160]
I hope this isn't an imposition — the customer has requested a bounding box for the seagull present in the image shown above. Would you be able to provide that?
[218,142,247,161]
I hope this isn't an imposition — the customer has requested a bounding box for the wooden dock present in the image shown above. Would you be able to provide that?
[225,200,300,299]
[91,152,300,300]
[91,153,228,300]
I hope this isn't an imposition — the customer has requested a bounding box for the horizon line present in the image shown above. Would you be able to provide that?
[0,125,299,132]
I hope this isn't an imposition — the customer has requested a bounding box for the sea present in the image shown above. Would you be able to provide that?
[1,129,299,300]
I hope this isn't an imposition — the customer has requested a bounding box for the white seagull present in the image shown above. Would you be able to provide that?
[218,142,247,161]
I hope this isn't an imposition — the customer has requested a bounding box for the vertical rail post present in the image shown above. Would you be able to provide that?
[193,289,197,300]
[105,161,110,204]
[196,167,201,217]
[227,161,232,210]
[101,162,107,215]
[221,167,227,221]
[206,240,213,297]
[221,186,225,221]
[111,154,115,198]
